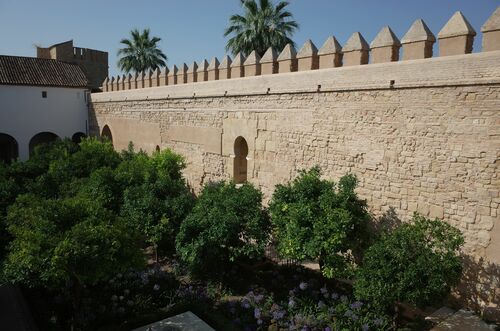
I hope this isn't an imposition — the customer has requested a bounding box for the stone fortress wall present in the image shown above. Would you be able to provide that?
[90,9,500,318]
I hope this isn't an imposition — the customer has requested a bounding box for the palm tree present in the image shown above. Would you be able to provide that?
[117,28,167,73]
[224,0,298,57]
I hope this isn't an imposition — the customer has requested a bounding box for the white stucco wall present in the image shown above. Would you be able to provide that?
[0,85,88,160]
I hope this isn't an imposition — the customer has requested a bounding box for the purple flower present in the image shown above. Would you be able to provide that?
[299,282,308,290]
[317,300,326,308]
[362,324,370,331]
[255,294,264,303]
[344,309,353,317]
[374,318,384,326]
[288,298,296,308]
[350,301,363,309]
[254,308,261,319]
[324,327,332,331]
[340,295,348,302]
[272,310,286,320]
[153,284,160,291]
[331,292,339,300]
[241,299,251,309]
[257,319,263,325]
[351,314,359,321]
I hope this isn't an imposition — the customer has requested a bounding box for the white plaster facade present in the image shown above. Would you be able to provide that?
[0,85,88,160]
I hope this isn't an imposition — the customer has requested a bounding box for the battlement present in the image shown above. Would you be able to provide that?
[37,40,108,91]
[101,7,500,93]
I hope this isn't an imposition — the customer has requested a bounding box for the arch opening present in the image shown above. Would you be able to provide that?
[29,132,59,156]
[155,145,160,153]
[0,133,19,164]
[101,125,113,145]
[72,132,87,144]
[233,136,249,184]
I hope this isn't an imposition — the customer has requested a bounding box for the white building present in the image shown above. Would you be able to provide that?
[0,55,89,161]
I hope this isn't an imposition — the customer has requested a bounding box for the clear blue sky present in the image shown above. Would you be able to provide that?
[0,0,498,77]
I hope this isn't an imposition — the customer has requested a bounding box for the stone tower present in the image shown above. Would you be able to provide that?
[37,40,108,91]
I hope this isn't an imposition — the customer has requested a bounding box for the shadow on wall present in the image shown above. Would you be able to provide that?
[29,132,59,156]
[453,255,500,322]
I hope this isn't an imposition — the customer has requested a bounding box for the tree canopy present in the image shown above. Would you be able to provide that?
[224,0,298,57]
[117,28,167,73]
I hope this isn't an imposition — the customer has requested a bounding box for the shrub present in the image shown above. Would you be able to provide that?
[269,167,370,279]
[176,181,270,276]
[120,149,194,256]
[354,214,464,310]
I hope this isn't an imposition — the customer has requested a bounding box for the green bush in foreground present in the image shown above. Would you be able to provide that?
[269,167,370,279]
[176,181,270,276]
[354,214,464,310]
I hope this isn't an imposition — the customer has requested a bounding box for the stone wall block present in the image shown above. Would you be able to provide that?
[179,63,188,84]
[230,53,245,78]
[297,39,319,71]
[261,47,278,75]
[218,56,231,80]
[481,6,500,52]
[145,70,153,88]
[342,32,370,66]
[318,36,342,69]
[401,19,436,60]
[438,11,477,56]
[159,67,169,86]
[151,68,160,87]
[102,77,109,92]
[197,59,209,82]
[187,62,198,83]
[167,65,178,85]
[370,26,401,63]
[277,43,297,73]
[121,74,126,90]
[243,50,261,77]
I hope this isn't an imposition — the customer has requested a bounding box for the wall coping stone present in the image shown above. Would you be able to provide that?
[318,36,342,55]
[402,19,436,43]
[261,47,278,63]
[277,44,297,60]
[343,32,369,51]
[482,6,500,32]
[371,26,401,48]
[208,57,220,70]
[231,53,245,67]
[438,11,477,38]
[244,50,261,65]
[297,39,318,58]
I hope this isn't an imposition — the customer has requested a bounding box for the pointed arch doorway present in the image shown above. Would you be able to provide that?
[233,136,248,184]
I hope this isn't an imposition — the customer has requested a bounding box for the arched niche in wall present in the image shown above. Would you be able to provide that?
[29,132,59,156]
[0,133,19,164]
[233,136,249,184]
[155,145,160,153]
[101,125,113,145]
[72,132,87,144]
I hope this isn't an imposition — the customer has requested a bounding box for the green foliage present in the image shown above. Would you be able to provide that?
[354,214,464,310]
[117,28,167,73]
[269,167,370,279]
[0,138,192,306]
[224,0,299,57]
[176,181,270,276]
[120,149,194,254]
[2,194,143,288]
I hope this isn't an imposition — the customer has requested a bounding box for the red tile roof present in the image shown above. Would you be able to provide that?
[0,55,87,88]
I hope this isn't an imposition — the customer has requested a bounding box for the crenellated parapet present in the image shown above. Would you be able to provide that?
[101,7,500,91]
